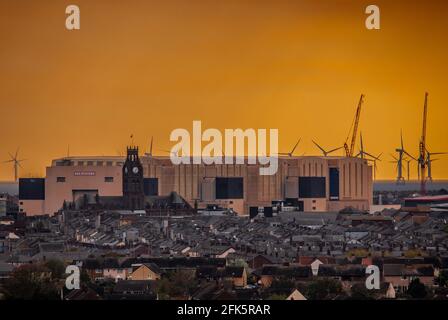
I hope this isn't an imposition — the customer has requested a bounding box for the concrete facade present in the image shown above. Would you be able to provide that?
[142,155,373,214]
[19,155,372,216]
[19,199,45,217]
[19,157,124,216]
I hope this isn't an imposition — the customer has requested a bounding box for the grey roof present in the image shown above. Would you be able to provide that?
[0,263,14,274]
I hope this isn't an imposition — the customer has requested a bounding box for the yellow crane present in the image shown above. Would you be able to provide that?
[419,92,428,194]
[344,94,365,157]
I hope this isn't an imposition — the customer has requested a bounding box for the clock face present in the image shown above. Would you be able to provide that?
[124,167,128,174]
[132,167,139,174]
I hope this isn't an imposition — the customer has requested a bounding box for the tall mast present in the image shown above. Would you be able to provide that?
[344,94,364,157]
[419,92,428,194]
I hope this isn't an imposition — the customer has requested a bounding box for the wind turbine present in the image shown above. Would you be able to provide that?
[425,150,447,181]
[4,148,26,182]
[145,136,154,157]
[311,140,342,157]
[279,138,301,157]
[366,153,382,180]
[403,158,415,181]
[392,131,416,184]
[397,130,416,163]
[355,132,380,161]
[390,153,405,184]
[418,93,428,194]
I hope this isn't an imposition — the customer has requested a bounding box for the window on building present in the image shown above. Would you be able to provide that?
[143,178,158,196]
[216,177,244,199]
[105,177,114,183]
[56,177,66,183]
[329,167,340,201]
[19,178,45,200]
[299,177,326,198]
[87,161,94,166]
[106,161,113,166]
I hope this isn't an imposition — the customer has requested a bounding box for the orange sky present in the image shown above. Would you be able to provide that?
[0,0,447,180]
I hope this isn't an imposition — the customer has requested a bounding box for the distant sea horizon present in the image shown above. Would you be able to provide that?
[374,180,448,192]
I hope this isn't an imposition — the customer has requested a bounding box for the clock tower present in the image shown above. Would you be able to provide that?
[122,146,145,210]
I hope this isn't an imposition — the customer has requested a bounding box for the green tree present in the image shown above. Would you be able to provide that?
[270,277,295,290]
[156,270,198,299]
[80,268,92,285]
[267,293,287,300]
[306,278,342,300]
[443,225,448,233]
[45,259,66,279]
[349,284,375,300]
[1,264,60,300]
[230,258,249,270]
[407,278,427,299]
[435,270,448,287]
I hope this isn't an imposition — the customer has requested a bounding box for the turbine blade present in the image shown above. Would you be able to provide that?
[400,130,404,150]
[150,136,153,156]
[430,152,447,155]
[389,153,398,161]
[312,140,326,154]
[364,151,380,160]
[403,151,417,161]
[328,146,343,154]
[290,138,301,155]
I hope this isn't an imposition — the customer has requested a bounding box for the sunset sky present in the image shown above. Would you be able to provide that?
[0,0,447,180]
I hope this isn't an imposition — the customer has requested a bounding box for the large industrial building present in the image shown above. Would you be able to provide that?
[19,152,373,216]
